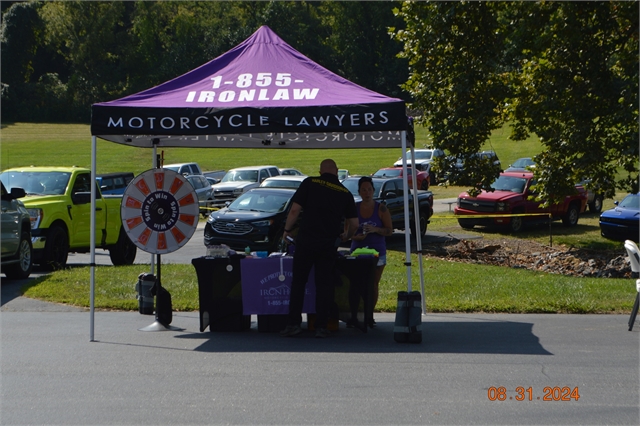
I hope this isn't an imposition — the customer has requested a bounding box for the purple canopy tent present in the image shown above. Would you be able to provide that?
[88,26,425,339]
[92,25,407,148]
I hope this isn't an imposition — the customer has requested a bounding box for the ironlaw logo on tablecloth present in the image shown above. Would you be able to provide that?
[241,257,315,315]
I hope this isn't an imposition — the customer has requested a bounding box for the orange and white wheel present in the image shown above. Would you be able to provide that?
[121,168,199,254]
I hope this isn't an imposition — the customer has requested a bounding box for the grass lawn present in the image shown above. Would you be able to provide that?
[21,252,634,314]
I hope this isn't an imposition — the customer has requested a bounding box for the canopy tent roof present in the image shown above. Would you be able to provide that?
[91,25,408,148]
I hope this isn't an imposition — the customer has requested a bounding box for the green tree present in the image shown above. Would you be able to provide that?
[127,1,245,93]
[39,1,134,115]
[393,1,507,195]
[508,1,639,199]
[1,1,44,121]
[394,1,639,200]
[6,1,409,123]
[318,1,408,99]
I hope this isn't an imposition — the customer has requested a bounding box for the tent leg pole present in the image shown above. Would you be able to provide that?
[401,131,412,292]
[408,147,427,314]
[90,136,97,342]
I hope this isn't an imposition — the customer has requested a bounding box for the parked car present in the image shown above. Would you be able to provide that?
[211,165,280,207]
[1,182,33,279]
[185,174,215,217]
[204,187,298,252]
[96,172,134,195]
[599,193,639,243]
[505,157,536,172]
[278,168,305,176]
[260,175,307,189]
[372,167,430,190]
[393,148,445,171]
[338,169,350,181]
[504,159,603,213]
[164,162,203,176]
[454,171,587,233]
[577,179,605,214]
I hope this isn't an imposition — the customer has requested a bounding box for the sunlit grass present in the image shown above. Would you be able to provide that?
[21,253,634,314]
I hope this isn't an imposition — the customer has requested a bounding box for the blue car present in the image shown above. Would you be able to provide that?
[599,193,639,243]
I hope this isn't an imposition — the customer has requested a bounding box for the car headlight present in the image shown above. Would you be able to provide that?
[206,215,216,224]
[496,202,508,212]
[252,219,273,227]
[233,188,245,195]
[457,198,462,207]
[28,208,43,229]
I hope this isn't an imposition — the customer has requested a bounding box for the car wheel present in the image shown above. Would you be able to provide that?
[588,195,603,214]
[43,224,69,270]
[3,231,33,279]
[109,227,137,265]
[458,219,475,230]
[562,203,580,227]
[509,212,524,233]
[411,211,428,236]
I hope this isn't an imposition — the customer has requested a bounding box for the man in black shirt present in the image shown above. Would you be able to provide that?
[280,159,358,338]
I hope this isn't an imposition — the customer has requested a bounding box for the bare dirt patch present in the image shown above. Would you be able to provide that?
[423,238,632,278]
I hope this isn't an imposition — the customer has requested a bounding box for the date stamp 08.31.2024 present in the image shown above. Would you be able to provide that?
[487,386,580,402]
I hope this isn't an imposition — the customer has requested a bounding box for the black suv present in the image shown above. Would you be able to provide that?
[1,182,33,279]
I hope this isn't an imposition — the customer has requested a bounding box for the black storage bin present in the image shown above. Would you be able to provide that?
[136,273,155,315]
[192,255,251,332]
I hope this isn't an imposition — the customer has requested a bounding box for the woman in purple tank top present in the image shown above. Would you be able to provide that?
[349,176,393,326]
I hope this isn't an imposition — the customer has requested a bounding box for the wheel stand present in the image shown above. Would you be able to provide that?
[139,253,184,332]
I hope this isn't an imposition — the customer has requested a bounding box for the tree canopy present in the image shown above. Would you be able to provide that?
[393,0,638,198]
[1,0,637,197]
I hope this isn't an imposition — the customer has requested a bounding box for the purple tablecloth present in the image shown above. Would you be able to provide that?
[240,257,315,315]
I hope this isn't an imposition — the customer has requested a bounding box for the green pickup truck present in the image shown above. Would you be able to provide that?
[0,166,137,270]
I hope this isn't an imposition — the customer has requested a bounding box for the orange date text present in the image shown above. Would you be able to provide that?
[487,386,580,401]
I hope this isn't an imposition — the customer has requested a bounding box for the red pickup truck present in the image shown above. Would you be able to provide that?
[454,171,588,233]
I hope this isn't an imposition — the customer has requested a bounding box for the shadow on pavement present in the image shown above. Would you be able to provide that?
[166,318,551,355]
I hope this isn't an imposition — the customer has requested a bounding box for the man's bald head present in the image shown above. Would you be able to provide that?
[320,159,338,176]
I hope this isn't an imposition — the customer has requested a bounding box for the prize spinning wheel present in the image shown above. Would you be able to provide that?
[121,168,199,254]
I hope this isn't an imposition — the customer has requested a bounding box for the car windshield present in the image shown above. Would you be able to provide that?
[619,194,640,210]
[342,179,384,198]
[229,191,291,213]
[221,170,258,183]
[490,175,528,193]
[0,171,71,195]
[373,169,402,178]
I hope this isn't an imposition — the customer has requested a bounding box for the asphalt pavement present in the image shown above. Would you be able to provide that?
[2,197,639,424]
